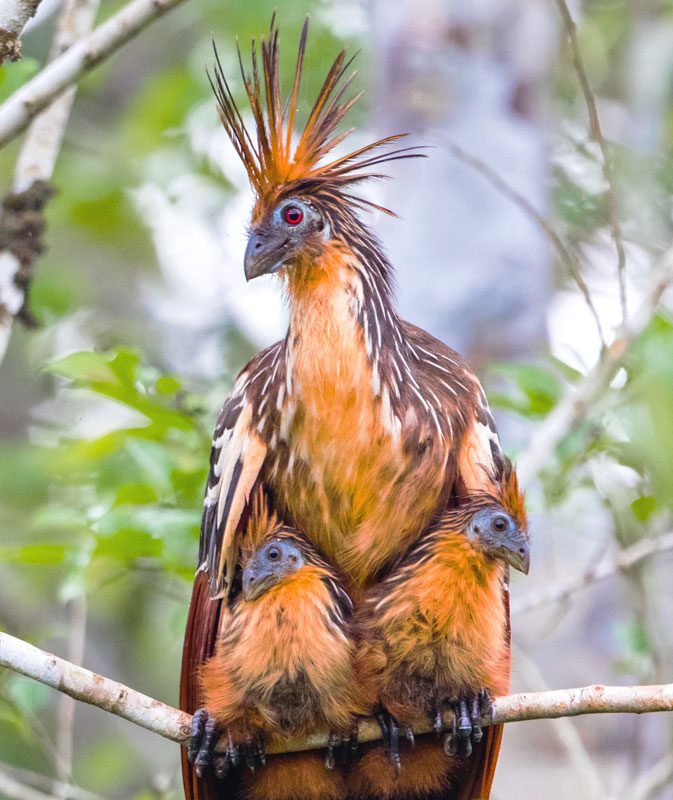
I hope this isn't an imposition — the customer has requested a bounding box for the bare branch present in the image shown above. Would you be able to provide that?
[513,532,673,616]
[0,0,44,65]
[0,632,191,744]
[0,764,104,800]
[630,753,673,800]
[435,134,605,346]
[1,631,673,761]
[512,646,605,800]
[0,770,57,800]
[0,0,100,366]
[0,0,192,150]
[554,0,627,321]
[518,244,673,483]
[54,594,87,796]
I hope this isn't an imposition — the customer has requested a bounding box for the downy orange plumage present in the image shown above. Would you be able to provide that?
[189,495,365,799]
[351,461,529,798]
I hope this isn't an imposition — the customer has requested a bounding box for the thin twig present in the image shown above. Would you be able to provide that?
[0,770,57,800]
[54,594,87,797]
[0,0,100,366]
[0,0,192,149]
[554,0,627,321]
[518,244,673,483]
[513,532,673,616]
[0,764,104,800]
[0,0,44,64]
[1,632,673,758]
[630,753,673,800]
[435,134,606,346]
[513,646,605,800]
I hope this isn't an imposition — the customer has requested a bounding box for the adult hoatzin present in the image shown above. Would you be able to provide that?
[189,496,364,800]
[181,16,515,800]
[350,463,528,799]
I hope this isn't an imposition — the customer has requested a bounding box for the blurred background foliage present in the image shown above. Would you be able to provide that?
[1,0,673,798]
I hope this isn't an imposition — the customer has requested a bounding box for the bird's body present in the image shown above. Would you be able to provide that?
[190,498,364,799]
[181,16,521,800]
[350,467,528,797]
[229,260,488,588]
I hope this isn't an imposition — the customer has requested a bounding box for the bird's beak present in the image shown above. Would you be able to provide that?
[244,230,290,281]
[241,567,277,601]
[502,540,530,575]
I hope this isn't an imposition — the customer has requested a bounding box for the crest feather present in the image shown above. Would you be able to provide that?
[209,15,425,213]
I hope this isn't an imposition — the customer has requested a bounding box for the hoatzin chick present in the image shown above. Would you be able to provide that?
[181,15,522,800]
[188,499,365,800]
[350,462,528,799]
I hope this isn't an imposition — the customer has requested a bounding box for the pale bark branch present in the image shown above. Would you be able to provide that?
[512,646,605,800]
[54,594,87,796]
[0,0,100,366]
[517,244,673,484]
[630,753,673,800]
[0,0,191,150]
[512,531,673,616]
[0,0,44,64]
[0,770,57,800]
[1,631,673,760]
[0,764,104,800]
[554,0,627,321]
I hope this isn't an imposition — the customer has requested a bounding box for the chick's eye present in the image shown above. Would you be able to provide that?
[491,516,508,533]
[283,206,303,225]
[267,546,281,561]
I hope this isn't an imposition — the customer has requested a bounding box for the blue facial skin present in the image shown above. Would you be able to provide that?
[466,508,530,575]
[244,197,326,280]
[242,538,306,601]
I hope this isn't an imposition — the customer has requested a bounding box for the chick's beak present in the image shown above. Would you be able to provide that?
[241,566,277,602]
[503,540,530,576]
[244,230,290,281]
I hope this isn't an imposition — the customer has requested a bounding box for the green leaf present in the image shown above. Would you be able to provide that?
[94,529,163,560]
[0,543,69,565]
[47,351,119,384]
[156,375,182,396]
[630,496,658,522]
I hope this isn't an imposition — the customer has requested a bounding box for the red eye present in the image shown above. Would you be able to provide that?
[283,206,303,225]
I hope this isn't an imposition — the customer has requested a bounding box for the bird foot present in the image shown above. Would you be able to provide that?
[436,690,493,758]
[377,712,415,774]
[325,721,359,769]
[188,708,265,779]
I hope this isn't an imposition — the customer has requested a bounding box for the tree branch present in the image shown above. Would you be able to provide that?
[0,770,57,800]
[0,0,191,149]
[512,531,673,616]
[0,0,44,65]
[517,244,673,484]
[554,0,627,321]
[1,632,673,759]
[0,0,100,366]
[435,134,606,347]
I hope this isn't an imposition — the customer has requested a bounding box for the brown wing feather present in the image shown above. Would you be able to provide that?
[181,346,283,798]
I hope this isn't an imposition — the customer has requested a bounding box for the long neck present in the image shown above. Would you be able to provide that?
[283,211,405,404]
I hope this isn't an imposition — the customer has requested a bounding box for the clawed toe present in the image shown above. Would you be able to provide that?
[377,712,414,773]
[325,723,359,769]
[436,690,493,758]
[188,708,219,777]
[188,710,265,778]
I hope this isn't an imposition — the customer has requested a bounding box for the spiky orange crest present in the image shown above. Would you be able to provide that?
[497,459,527,530]
[210,14,423,218]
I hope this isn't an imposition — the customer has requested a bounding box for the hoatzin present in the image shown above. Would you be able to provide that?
[350,463,528,798]
[181,15,519,800]
[189,496,364,800]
